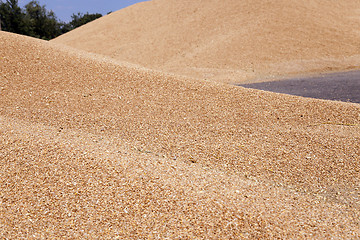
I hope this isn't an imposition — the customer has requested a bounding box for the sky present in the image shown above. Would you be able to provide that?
[18,0,148,22]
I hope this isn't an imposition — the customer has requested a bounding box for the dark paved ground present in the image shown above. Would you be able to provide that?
[239,71,360,104]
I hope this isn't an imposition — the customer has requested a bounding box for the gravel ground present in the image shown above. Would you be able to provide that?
[239,71,360,104]
[1,32,360,238]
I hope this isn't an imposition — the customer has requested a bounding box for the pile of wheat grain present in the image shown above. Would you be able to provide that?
[1,31,359,238]
[52,0,360,83]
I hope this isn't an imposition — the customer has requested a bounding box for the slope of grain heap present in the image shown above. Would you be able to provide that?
[1,31,360,238]
[52,0,360,83]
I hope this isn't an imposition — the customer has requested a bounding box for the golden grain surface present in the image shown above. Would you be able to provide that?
[1,17,360,239]
[52,0,360,83]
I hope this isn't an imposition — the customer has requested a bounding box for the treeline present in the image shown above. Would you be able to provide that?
[0,0,102,40]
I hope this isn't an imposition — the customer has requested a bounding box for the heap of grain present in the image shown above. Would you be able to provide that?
[52,0,360,83]
[1,30,360,238]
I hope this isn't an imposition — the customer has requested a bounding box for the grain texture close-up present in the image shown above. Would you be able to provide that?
[1,0,360,238]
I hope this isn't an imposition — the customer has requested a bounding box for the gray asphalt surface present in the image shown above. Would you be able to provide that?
[239,71,360,104]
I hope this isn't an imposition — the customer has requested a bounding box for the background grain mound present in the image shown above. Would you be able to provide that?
[52,0,360,83]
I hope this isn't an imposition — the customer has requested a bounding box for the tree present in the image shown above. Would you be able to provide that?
[0,0,27,34]
[24,0,61,40]
[69,12,102,29]
[0,0,103,39]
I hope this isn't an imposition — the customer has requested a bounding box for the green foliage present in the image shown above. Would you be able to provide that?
[23,1,61,40]
[0,0,102,40]
[0,0,27,34]
[69,12,102,29]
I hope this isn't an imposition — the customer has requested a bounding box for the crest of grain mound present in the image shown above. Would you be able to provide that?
[52,0,360,83]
